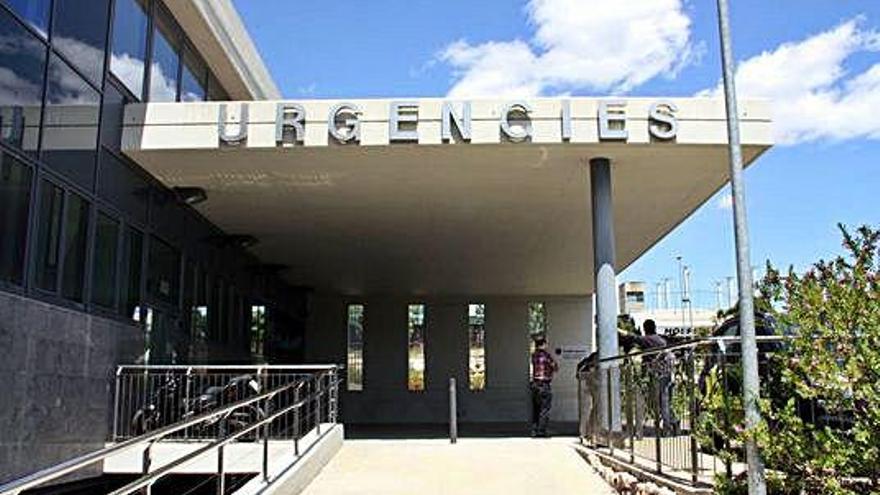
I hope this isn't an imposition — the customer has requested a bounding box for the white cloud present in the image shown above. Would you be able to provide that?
[716,193,733,210]
[699,18,880,145]
[439,0,698,98]
[297,83,318,96]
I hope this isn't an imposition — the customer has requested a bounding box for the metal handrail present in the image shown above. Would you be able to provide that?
[579,335,789,482]
[116,364,340,372]
[594,335,790,365]
[0,368,337,495]
[108,376,340,495]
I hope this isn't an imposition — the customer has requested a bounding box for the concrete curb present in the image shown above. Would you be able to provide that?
[574,444,712,495]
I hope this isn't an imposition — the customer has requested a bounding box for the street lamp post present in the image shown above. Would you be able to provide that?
[715,0,767,494]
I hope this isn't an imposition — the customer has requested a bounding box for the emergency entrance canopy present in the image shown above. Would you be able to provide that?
[122,97,772,296]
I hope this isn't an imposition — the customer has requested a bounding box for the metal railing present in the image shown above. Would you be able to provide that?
[113,365,339,442]
[0,365,340,495]
[578,336,785,485]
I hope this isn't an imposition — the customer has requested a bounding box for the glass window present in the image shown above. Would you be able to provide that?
[34,180,64,291]
[91,212,119,308]
[100,82,126,151]
[180,45,206,102]
[0,151,33,285]
[346,304,364,391]
[1,0,50,37]
[97,150,148,224]
[407,304,426,392]
[250,304,267,359]
[120,226,143,319]
[147,235,179,305]
[528,302,547,377]
[468,303,486,391]
[51,0,110,85]
[0,8,47,156]
[43,54,100,189]
[191,270,208,348]
[109,0,148,98]
[625,291,644,303]
[527,302,547,335]
[60,193,89,302]
[148,9,180,102]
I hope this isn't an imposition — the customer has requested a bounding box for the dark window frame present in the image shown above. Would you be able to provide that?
[0,0,52,40]
[0,4,50,158]
[31,175,65,295]
[145,1,182,103]
[90,208,122,310]
[48,0,111,88]
[180,41,208,102]
[0,149,36,289]
[108,0,151,100]
[59,189,91,303]
[41,51,103,190]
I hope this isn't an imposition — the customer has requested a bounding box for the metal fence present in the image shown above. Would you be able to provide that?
[113,365,339,442]
[578,337,785,485]
[2,364,341,495]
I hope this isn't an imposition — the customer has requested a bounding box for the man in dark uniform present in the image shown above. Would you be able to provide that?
[530,333,559,437]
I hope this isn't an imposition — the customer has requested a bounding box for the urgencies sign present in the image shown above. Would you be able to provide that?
[217,100,679,146]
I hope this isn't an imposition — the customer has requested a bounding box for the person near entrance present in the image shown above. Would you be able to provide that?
[530,333,559,437]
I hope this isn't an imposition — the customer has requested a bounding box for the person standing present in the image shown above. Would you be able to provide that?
[636,319,675,435]
[576,351,599,441]
[530,333,559,437]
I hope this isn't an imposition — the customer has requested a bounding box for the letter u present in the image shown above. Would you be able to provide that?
[218,103,249,145]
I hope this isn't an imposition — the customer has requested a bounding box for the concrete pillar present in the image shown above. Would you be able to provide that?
[590,157,621,433]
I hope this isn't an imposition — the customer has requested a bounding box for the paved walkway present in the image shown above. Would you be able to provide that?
[300,437,615,495]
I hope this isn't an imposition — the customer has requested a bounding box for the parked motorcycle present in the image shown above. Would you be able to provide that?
[130,373,266,439]
[130,372,185,436]
[184,374,266,439]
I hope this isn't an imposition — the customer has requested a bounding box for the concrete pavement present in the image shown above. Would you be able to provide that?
[300,437,615,495]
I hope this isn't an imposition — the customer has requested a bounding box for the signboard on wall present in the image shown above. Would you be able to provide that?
[555,345,591,361]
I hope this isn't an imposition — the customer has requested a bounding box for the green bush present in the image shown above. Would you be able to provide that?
[708,225,880,494]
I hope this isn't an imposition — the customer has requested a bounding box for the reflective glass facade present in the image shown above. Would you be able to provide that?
[109,0,148,97]
[0,0,295,366]
[51,0,111,85]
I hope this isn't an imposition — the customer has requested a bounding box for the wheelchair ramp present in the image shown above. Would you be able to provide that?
[299,437,615,495]
[103,425,336,476]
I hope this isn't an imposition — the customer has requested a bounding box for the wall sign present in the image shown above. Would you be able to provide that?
[218,99,679,147]
[555,345,591,361]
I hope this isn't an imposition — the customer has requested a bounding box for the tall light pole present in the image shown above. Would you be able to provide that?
[715,0,767,493]
[676,256,685,328]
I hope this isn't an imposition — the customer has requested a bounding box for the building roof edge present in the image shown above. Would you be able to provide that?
[163,0,281,100]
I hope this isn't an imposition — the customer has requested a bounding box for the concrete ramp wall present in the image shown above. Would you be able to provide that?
[234,424,344,495]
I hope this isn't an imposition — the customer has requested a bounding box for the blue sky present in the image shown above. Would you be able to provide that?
[234,0,880,304]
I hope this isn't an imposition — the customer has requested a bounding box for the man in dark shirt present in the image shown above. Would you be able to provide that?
[530,333,559,437]
[636,319,675,434]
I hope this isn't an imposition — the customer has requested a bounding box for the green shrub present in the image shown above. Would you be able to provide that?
[707,225,880,494]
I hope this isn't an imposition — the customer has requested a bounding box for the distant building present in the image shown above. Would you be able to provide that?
[619,281,720,336]
[619,281,647,314]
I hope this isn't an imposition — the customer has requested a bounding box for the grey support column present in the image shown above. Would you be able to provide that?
[590,157,621,433]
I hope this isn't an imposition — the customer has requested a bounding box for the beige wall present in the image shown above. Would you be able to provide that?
[305,294,593,428]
